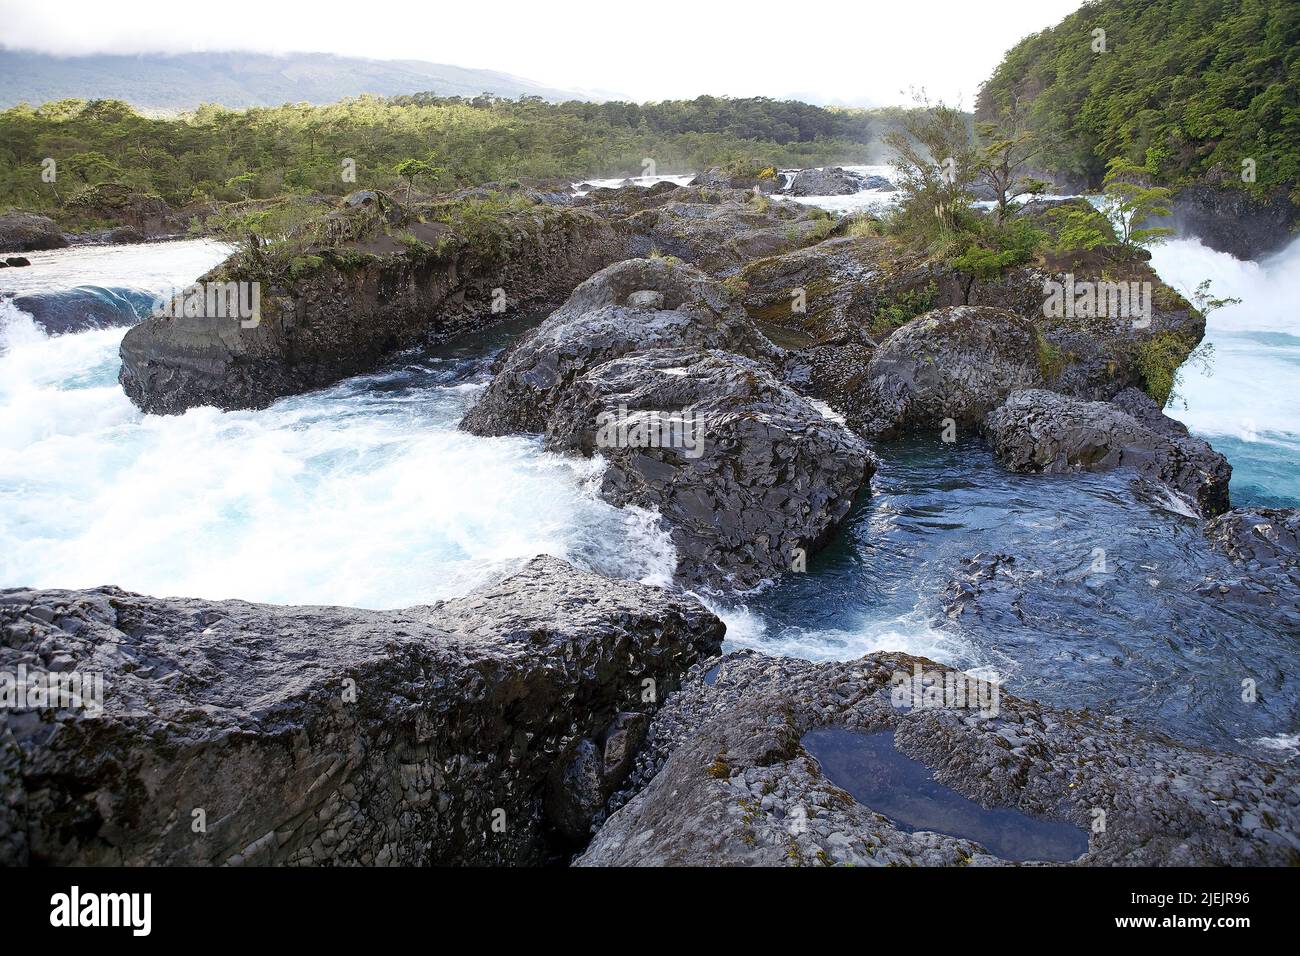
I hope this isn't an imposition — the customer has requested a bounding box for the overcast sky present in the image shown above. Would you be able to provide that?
[0,0,1086,106]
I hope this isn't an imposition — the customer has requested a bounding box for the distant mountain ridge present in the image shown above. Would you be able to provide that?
[0,48,596,110]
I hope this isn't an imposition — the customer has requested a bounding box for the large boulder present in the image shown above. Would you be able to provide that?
[731,235,952,345]
[0,556,724,866]
[985,388,1232,516]
[460,257,782,437]
[585,184,835,277]
[785,167,865,197]
[0,212,68,253]
[119,195,624,414]
[65,183,182,239]
[732,218,1206,418]
[578,650,1300,866]
[728,235,956,421]
[689,162,782,194]
[544,348,876,589]
[855,305,1046,438]
[1206,507,1300,567]
[1015,264,1207,405]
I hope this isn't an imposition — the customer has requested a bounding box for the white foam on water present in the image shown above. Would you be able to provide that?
[774,163,901,216]
[571,173,694,195]
[706,598,985,668]
[0,248,678,608]
[0,238,232,296]
[1248,732,1299,759]
[1148,236,1300,447]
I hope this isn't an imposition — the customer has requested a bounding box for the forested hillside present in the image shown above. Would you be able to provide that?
[0,94,895,217]
[977,0,1299,197]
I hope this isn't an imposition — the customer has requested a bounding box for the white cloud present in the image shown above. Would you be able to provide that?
[0,0,1086,105]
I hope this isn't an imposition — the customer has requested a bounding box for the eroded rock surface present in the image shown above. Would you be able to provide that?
[785,167,865,197]
[582,183,834,276]
[578,650,1300,866]
[1201,507,1300,618]
[120,198,624,414]
[460,257,782,436]
[855,305,1046,439]
[0,556,723,865]
[545,348,876,589]
[985,388,1232,516]
[689,164,782,194]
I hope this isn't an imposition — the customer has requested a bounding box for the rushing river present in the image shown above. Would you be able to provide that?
[1,193,1296,755]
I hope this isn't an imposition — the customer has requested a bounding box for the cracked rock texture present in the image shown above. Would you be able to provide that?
[856,306,1045,439]
[460,257,782,437]
[545,347,876,589]
[1201,507,1300,620]
[0,556,723,865]
[578,650,1300,866]
[985,388,1232,516]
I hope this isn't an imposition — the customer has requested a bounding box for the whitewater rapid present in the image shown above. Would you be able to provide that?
[1,223,1296,750]
[1149,235,1300,507]
[0,241,677,608]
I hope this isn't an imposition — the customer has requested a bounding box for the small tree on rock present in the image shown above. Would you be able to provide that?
[1100,156,1173,253]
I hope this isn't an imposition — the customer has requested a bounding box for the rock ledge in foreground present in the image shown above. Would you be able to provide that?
[0,556,723,865]
[579,650,1299,866]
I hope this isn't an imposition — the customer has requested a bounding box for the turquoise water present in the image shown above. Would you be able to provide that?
[1150,237,1300,509]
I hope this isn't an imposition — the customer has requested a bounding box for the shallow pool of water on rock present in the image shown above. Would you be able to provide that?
[801,727,1090,862]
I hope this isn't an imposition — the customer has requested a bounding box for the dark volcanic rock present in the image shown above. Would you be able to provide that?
[119,198,623,414]
[1207,508,1300,567]
[941,552,1029,625]
[578,650,1300,866]
[460,257,782,437]
[120,183,835,415]
[689,164,782,193]
[985,388,1232,516]
[582,183,833,277]
[785,167,865,197]
[732,227,1205,417]
[967,261,1206,405]
[1201,508,1300,617]
[0,212,68,253]
[732,235,951,344]
[0,556,724,865]
[856,305,1046,439]
[1153,184,1299,261]
[859,175,895,191]
[544,347,876,589]
[729,234,955,421]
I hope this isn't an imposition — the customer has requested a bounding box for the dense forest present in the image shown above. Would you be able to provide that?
[977,0,1299,197]
[0,94,903,220]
